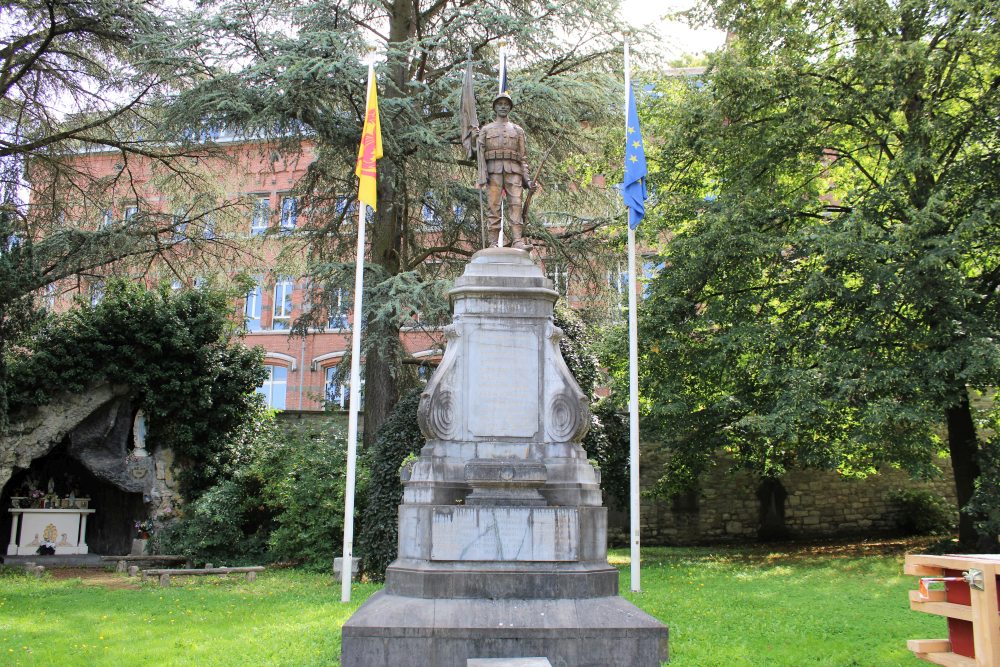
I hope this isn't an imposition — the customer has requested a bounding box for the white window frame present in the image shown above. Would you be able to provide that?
[250,195,270,236]
[257,364,288,410]
[245,278,262,332]
[324,365,364,411]
[279,195,297,231]
[271,277,294,330]
[328,287,349,329]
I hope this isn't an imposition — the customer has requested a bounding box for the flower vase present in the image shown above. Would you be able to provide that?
[131,538,149,556]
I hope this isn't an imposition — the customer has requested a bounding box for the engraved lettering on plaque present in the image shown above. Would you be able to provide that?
[468,327,538,437]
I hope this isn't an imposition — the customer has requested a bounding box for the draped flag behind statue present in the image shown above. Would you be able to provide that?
[355,65,383,211]
[622,82,648,229]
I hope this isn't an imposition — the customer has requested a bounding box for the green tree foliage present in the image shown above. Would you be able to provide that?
[167,0,633,448]
[0,0,263,431]
[554,305,629,509]
[4,280,265,495]
[614,0,999,545]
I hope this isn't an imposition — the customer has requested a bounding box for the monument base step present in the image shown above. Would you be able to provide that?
[341,591,668,667]
[385,560,619,599]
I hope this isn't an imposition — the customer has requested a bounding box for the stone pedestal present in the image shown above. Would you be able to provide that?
[342,249,668,667]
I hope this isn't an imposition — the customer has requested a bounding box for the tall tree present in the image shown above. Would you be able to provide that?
[617,0,1000,545]
[171,0,632,445]
[0,0,245,428]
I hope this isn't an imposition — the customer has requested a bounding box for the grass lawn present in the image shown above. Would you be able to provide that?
[0,539,946,666]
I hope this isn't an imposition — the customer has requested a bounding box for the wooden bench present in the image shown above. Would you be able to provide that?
[101,555,191,573]
[141,566,265,587]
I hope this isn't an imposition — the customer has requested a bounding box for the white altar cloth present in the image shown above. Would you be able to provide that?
[7,509,96,556]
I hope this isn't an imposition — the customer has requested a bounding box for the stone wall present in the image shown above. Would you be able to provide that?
[606,445,957,545]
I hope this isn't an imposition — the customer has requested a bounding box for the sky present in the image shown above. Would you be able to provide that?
[620,0,726,63]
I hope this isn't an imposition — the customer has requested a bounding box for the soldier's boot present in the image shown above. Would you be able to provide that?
[511,223,530,250]
[488,226,501,247]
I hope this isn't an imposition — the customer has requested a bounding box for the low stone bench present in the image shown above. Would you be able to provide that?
[102,555,191,573]
[141,566,265,587]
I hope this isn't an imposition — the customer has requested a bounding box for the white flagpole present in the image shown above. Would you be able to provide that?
[625,39,641,593]
[341,58,374,604]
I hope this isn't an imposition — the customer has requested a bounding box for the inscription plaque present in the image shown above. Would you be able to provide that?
[429,507,578,561]
[468,327,539,437]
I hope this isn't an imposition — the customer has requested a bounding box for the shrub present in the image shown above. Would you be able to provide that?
[253,417,356,571]
[356,388,423,582]
[586,400,630,510]
[888,488,956,536]
[160,411,360,571]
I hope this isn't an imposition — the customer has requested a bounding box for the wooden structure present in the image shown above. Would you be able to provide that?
[140,565,265,587]
[101,555,191,572]
[905,554,1000,667]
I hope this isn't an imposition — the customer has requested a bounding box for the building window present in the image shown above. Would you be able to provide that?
[250,196,270,235]
[256,365,287,410]
[279,196,297,231]
[100,210,113,228]
[545,261,569,297]
[608,264,628,296]
[328,288,349,329]
[272,277,294,330]
[325,366,363,410]
[420,201,439,228]
[172,210,188,242]
[203,215,216,240]
[43,283,57,310]
[90,281,104,306]
[245,278,262,332]
[641,260,664,299]
[123,206,138,222]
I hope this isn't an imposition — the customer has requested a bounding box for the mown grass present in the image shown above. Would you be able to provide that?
[0,541,945,666]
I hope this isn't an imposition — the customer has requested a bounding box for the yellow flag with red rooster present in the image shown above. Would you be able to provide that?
[355,65,383,210]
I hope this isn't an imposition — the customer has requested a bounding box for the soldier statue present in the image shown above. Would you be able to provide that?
[476,92,536,248]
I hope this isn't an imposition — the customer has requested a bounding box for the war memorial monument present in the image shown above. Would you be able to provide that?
[340,246,669,665]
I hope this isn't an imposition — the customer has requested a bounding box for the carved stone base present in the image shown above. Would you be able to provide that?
[397,505,607,563]
[341,592,669,667]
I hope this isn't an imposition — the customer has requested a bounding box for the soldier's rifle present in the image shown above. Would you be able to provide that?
[520,136,559,225]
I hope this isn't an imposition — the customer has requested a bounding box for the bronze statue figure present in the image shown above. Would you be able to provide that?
[476,93,536,248]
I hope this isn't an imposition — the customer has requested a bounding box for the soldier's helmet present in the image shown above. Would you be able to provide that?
[492,92,514,109]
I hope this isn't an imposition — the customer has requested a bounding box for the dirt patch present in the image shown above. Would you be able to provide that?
[46,568,141,590]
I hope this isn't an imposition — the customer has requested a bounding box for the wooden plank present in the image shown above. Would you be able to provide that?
[969,562,1000,667]
[101,555,187,562]
[908,639,951,653]
[911,588,948,603]
[911,652,976,667]
[909,595,975,621]
[907,562,945,576]
[907,554,1000,571]
[142,566,265,576]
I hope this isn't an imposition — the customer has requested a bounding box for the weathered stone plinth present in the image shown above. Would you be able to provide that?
[342,594,668,667]
[342,248,668,666]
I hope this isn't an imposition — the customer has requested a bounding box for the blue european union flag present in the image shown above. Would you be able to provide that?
[622,83,648,230]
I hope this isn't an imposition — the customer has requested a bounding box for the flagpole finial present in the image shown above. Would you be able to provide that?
[363,47,377,66]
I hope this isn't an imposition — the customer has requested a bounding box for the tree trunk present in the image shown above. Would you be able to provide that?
[358,0,412,448]
[361,318,401,450]
[947,386,982,547]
